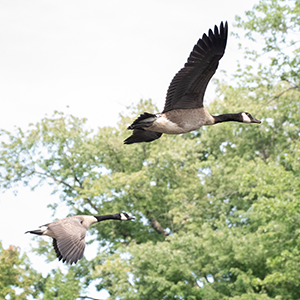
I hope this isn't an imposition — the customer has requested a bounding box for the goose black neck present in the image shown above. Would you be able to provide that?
[213,113,242,124]
[94,214,120,222]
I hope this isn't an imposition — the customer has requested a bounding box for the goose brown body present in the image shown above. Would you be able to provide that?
[148,107,215,134]
[124,21,261,145]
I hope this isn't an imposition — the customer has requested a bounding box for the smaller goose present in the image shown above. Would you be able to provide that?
[26,212,134,265]
[124,21,261,145]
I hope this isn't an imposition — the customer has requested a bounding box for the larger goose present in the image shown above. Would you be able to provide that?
[26,212,134,265]
[124,21,260,144]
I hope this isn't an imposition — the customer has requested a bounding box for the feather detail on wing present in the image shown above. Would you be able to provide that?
[163,21,228,113]
[48,218,87,264]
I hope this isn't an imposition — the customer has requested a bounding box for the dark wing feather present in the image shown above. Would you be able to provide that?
[48,218,86,265]
[53,239,63,261]
[163,21,228,113]
[124,129,162,144]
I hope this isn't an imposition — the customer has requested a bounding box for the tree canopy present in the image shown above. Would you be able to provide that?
[1,0,300,299]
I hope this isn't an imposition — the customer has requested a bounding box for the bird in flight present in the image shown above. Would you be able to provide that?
[124,21,260,145]
[26,212,134,264]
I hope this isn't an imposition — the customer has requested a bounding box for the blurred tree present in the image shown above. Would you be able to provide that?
[0,242,41,299]
[1,0,300,299]
[0,241,86,299]
[235,0,300,85]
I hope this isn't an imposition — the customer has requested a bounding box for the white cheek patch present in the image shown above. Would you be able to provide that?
[242,113,251,123]
[120,213,127,221]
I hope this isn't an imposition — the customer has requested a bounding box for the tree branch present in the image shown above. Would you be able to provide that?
[33,170,74,190]
[30,169,99,213]
[60,143,85,189]
[77,296,104,300]
[265,84,299,107]
[148,217,169,236]
[144,208,170,237]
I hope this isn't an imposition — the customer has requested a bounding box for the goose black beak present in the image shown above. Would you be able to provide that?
[252,118,261,124]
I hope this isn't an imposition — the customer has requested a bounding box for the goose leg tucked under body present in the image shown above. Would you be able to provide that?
[124,21,261,145]
[26,213,134,265]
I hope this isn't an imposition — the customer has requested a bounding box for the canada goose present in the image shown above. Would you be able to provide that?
[25,212,134,265]
[124,21,261,144]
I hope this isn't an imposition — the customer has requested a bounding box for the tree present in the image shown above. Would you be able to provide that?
[1,0,300,299]
[235,0,300,85]
[0,241,88,299]
[0,241,42,299]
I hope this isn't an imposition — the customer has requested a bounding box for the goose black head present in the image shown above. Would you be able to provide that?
[120,212,135,221]
[240,112,261,124]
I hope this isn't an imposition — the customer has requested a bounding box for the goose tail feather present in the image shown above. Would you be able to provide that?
[127,112,157,130]
[25,225,48,235]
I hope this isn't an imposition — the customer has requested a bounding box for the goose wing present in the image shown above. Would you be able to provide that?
[162,21,228,113]
[48,217,87,264]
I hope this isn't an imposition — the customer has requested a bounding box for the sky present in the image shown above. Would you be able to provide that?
[0,0,259,298]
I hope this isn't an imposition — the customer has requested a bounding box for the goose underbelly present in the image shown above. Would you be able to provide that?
[147,108,214,134]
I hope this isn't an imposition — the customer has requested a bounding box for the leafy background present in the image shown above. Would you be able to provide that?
[1,0,300,299]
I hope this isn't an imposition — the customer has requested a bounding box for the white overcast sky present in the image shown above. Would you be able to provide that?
[0,0,259,298]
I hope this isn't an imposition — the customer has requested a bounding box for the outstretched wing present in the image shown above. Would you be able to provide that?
[163,21,228,113]
[49,217,87,265]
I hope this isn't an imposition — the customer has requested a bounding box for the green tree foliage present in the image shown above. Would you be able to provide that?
[0,241,86,299]
[0,242,41,299]
[235,0,300,84]
[42,268,82,300]
[1,0,300,299]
